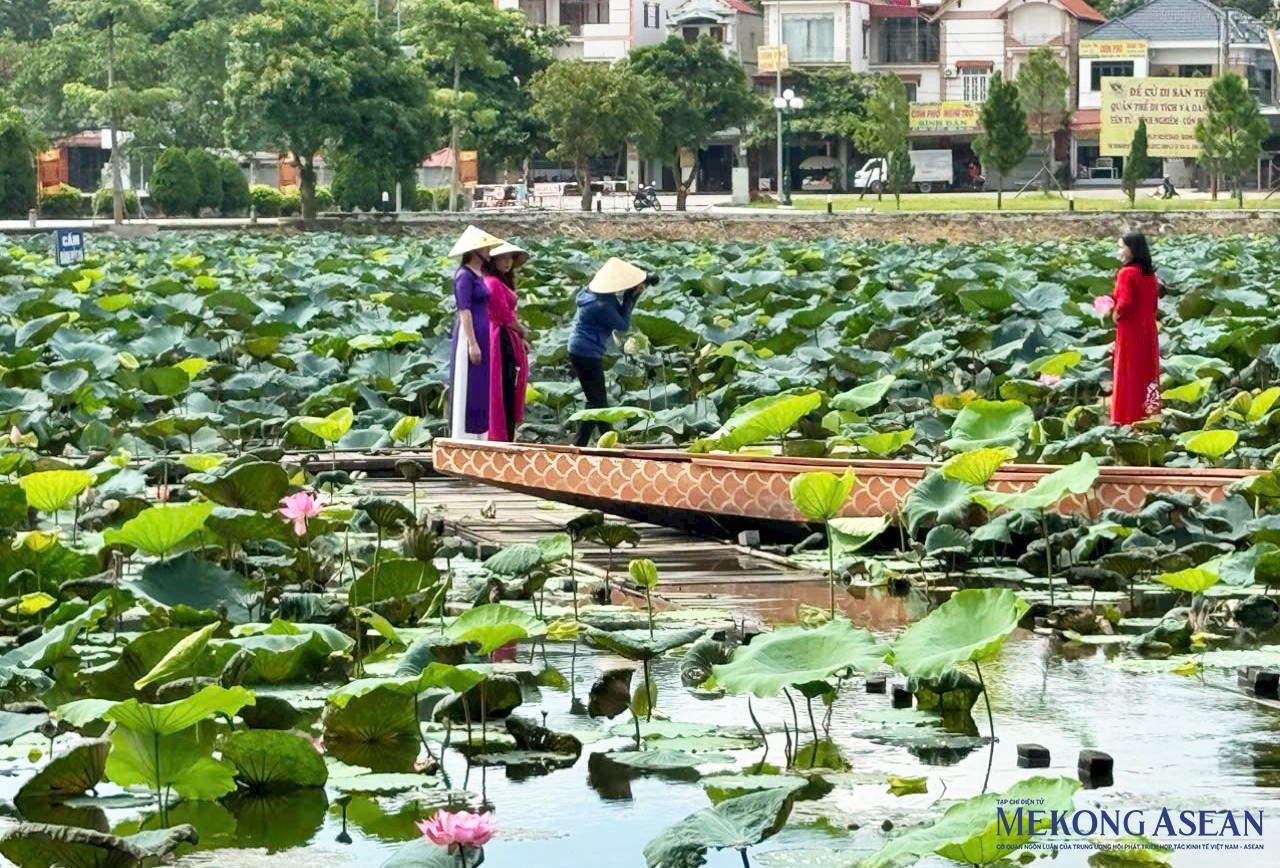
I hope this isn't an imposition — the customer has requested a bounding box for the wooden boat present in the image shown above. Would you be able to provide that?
[433,439,1256,533]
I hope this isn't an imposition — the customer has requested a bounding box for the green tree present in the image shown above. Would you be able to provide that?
[1195,72,1269,208]
[886,145,915,209]
[531,61,658,212]
[216,157,250,214]
[1121,118,1149,206]
[625,36,756,211]
[187,147,222,214]
[0,0,58,41]
[0,94,41,217]
[855,72,910,201]
[405,0,511,211]
[789,69,874,191]
[226,0,433,218]
[149,146,198,215]
[329,151,417,211]
[973,72,1032,210]
[1015,47,1070,193]
[52,0,172,223]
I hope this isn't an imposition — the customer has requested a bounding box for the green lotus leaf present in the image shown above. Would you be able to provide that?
[103,501,215,556]
[1162,377,1214,404]
[1028,350,1082,377]
[855,429,914,456]
[125,552,252,623]
[0,710,45,747]
[295,407,354,443]
[789,469,856,522]
[382,840,485,868]
[103,684,255,736]
[582,627,704,662]
[349,558,439,607]
[890,588,1029,679]
[642,788,793,868]
[941,447,1017,487]
[322,685,419,743]
[829,515,889,556]
[0,600,108,670]
[831,375,896,413]
[925,525,972,556]
[568,405,655,424]
[184,461,289,512]
[444,603,548,655]
[1154,566,1221,594]
[689,391,822,453]
[328,665,486,709]
[972,455,1099,513]
[18,469,94,513]
[219,730,328,791]
[629,558,659,589]
[15,738,109,802]
[134,621,221,691]
[484,543,545,577]
[902,471,978,533]
[864,776,1080,867]
[1177,429,1239,460]
[1216,543,1280,588]
[582,522,641,550]
[713,618,888,698]
[0,823,197,868]
[107,724,237,801]
[354,496,415,530]
[604,748,732,771]
[943,399,1034,452]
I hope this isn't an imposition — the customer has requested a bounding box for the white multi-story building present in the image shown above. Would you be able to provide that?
[497,0,680,61]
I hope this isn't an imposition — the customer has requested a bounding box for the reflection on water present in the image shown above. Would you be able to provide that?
[2,580,1277,868]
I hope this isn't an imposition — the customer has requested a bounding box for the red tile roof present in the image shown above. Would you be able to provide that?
[723,0,761,15]
[1058,0,1106,22]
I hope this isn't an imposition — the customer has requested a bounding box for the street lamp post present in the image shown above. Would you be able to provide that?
[772,88,804,207]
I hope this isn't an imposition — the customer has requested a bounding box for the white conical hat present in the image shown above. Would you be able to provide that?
[489,242,528,268]
[588,257,647,294]
[448,225,504,257]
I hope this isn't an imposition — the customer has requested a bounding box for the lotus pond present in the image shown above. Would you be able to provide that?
[0,230,1279,868]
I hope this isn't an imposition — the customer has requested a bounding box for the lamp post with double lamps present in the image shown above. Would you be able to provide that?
[773,88,804,206]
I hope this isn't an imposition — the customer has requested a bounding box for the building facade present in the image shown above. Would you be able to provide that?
[498,0,681,61]
[1070,0,1280,186]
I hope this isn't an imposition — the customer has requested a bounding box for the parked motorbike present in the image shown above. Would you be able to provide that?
[632,183,661,212]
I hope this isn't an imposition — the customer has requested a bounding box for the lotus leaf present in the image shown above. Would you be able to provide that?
[943,399,1034,452]
[865,775,1079,867]
[219,729,328,791]
[789,469,856,522]
[484,543,545,576]
[713,618,887,698]
[642,788,793,868]
[296,407,354,443]
[972,455,1099,513]
[831,375,895,413]
[629,558,659,589]
[1154,566,1221,594]
[125,553,251,622]
[689,391,822,453]
[18,470,93,513]
[828,515,889,555]
[582,627,704,661]
[902,471,978,533]
[14,738,109,802]
[184,461,289,511]
[103,685,255,736]
[941,447,1017,486]
[444,602,547,655]
[890,588,1029,679]
[0,823,198,868]
[1177,429,1239,460]
[103,501,215,555]
[134,621,220,690]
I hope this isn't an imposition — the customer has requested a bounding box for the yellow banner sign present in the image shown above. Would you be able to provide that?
[1099,76,1210,158]
[757,45,788,73]
[909,102,980,133]
[1080,39,1147,58]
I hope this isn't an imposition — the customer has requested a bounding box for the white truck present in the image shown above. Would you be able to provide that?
[853,149,953,194]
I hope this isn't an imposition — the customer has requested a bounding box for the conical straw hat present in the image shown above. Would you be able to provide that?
[489,242,528,268]
[588,258,647,294]
[448,225,504,258]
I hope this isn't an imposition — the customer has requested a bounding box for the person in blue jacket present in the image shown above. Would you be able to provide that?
[567,257,650,447]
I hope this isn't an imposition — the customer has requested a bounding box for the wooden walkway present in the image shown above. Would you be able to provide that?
[368,475,825,593]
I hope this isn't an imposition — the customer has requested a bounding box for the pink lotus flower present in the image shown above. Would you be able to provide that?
[278,491,325,536]
[417,810,496,852]
[1039,373,1062,386]
[1093,295,1115,315]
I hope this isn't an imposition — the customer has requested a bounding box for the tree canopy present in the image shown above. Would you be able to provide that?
[974,72,1032,209]
[625,35,755,211]
[1195,72,1269,207]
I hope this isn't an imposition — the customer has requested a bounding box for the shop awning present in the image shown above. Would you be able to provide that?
[870,5,924,18]
[1070,109,1101,132]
